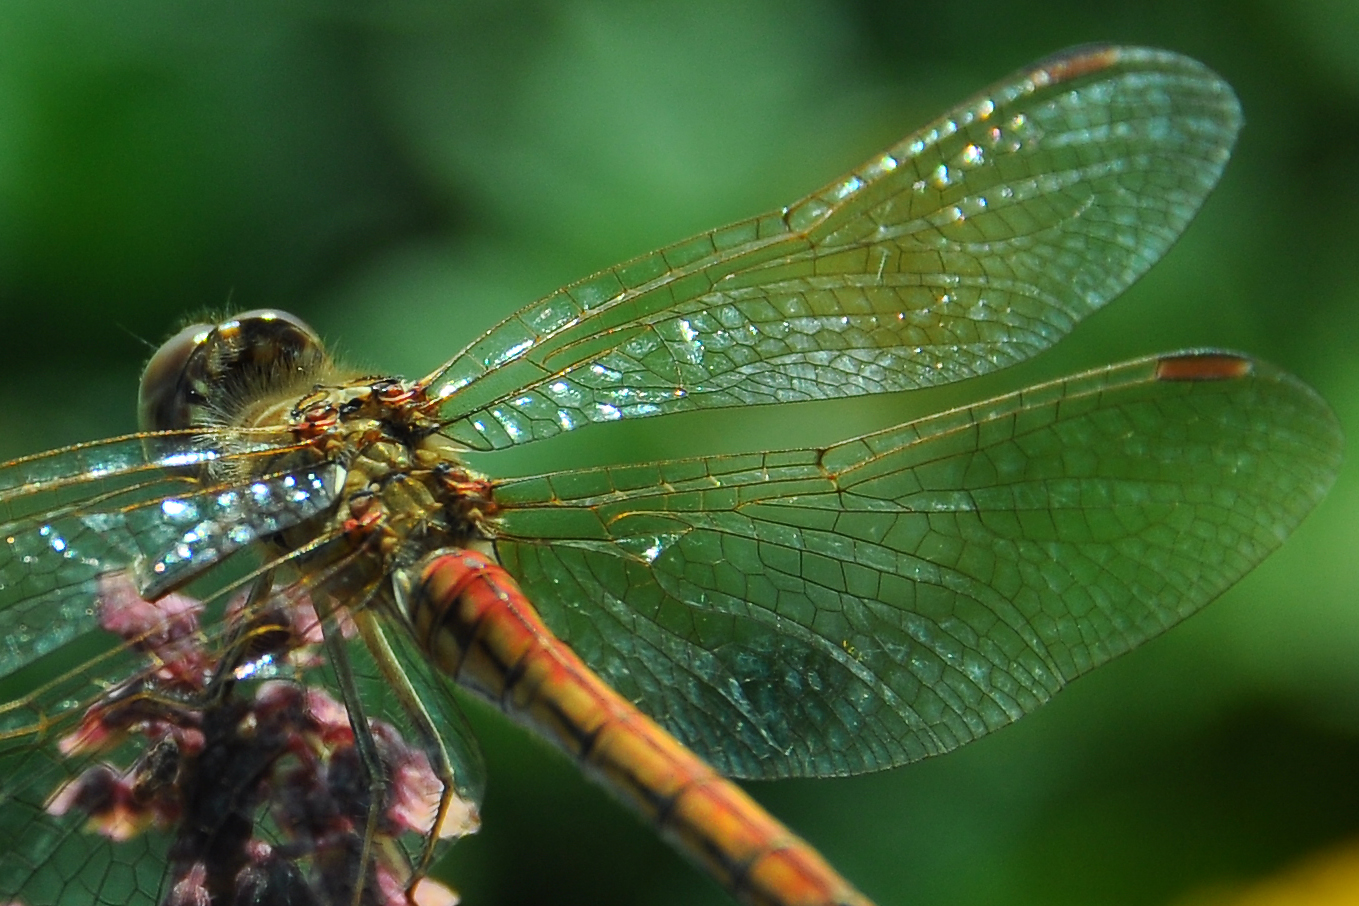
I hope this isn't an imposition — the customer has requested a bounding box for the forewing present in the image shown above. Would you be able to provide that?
[0,431,338,685]
[491,353,1341,779]
[435,46,1241,450]
[0,429,352,905]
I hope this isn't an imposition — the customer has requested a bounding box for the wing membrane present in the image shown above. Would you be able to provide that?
[0,430,488,905]
[490,352,1342,779]
[434,46,1241,450]
[0,431,333,684]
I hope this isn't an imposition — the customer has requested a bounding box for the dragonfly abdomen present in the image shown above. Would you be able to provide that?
[403,548,876,906]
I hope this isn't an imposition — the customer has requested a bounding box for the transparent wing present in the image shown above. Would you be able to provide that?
[491,352,1342,779]
[0,430,313,904]
[0,431,484,904]
[433,46,1242,450]
[0,431,334,685]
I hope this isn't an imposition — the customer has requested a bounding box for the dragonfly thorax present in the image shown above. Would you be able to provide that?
[273,372,500,588]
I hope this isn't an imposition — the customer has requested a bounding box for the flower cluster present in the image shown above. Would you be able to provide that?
[44,572,477,906]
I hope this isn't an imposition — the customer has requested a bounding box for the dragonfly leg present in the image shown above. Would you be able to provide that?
[352,604,481,889]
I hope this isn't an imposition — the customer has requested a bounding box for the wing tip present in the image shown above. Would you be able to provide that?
[1029,45,1238,111]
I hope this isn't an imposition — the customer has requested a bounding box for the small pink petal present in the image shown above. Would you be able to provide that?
[97,572,201,646]
[411,877,461,906]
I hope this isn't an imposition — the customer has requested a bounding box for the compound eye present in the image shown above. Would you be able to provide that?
[138,321,213,432]
[224,310,323,368]
[138,310,325,432]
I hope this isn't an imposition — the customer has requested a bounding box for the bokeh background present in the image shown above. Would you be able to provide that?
[0,2,1356,905]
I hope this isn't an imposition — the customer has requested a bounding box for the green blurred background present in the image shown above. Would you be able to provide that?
[0,1,1356,905]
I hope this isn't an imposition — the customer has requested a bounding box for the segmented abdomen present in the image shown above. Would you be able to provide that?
[405,548,875,906]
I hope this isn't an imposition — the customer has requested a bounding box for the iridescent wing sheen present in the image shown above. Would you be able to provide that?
[0,430,334,684]
[0,431,484,905]
[490,352,1342,780]
[0,431,286,902]
[432,46,1241,451]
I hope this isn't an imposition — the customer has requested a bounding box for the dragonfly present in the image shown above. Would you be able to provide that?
[0,44,1343,906]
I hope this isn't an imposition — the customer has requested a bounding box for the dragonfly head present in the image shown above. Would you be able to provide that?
[138,309,330,433]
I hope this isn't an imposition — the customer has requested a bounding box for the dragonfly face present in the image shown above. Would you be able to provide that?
[136,309,332,435]
[0,44,1343,906]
